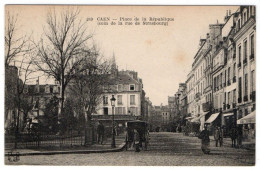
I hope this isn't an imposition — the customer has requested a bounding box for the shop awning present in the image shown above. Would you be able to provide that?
[223,112,234,117]
[237,111,255,124]
[190,111,209,123]
[205,113,220,124]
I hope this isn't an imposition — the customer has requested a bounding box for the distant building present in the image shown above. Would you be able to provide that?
[24,82,61,123]
[93,57,146,127]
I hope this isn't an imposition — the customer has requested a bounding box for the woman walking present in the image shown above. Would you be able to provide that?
[198,125,210,154]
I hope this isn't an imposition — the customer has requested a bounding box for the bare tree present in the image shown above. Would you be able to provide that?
[34,7,93,127]
[5,11,29,66]
[67,48,112,143]
[68,49,112,124]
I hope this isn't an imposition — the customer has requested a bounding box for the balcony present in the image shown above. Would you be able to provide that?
[238,62,241,68]
[250,91,256,102]
[202,102,213,112]
[238,97,242,103]
[243,58,247,65]
[244,95,248,102]
[250,54,254,60]
[233,76,236,83]
[194,92,201,101]
[227,79,231,86]
[226,104,231,110]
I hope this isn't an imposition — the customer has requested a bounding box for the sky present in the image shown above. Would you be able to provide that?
[6,5,239,106]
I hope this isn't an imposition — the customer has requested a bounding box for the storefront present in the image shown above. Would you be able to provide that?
[237,111,255,141]
[205,112,220,135]
[222,112,235,137]
[190,111,209,131]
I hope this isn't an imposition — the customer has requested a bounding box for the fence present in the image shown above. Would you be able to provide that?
[5,125,125,149]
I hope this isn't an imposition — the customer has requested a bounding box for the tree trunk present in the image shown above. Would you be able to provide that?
[58,72,65,134]
[84,106,93,145]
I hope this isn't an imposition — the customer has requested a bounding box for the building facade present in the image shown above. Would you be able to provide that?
[176,6,256,139]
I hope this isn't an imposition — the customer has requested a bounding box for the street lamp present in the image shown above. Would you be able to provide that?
[110,95,116,148]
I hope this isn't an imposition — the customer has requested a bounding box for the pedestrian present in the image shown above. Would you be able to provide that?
[198,125,210,154]
[97,121,105,144]
[237,125,243,148]
[127,128,135,149]
[219,126,224,147]
[134,129,140,152]
[230,126,237,148]
[214,126,220,147]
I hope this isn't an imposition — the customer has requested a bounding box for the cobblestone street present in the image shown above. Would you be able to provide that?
[5,132,255,166]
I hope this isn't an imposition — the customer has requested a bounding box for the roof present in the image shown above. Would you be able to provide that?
[109,72,140,85]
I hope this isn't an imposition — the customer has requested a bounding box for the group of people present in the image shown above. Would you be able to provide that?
[126,128,145,152]
[213,126,223,147]
[198,125,244,154]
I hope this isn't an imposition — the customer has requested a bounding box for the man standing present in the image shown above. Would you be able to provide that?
[219,126,224,147]
[214,126,220,147]
[230,126,237,148]
[134,129,140,152]
[97,121,105,144]
[198,125,210,154]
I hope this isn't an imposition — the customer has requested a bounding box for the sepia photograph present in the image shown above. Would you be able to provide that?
[3,3,257,166]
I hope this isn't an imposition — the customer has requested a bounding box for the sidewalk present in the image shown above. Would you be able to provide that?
[209,136,255,150]
[5,133,126,156]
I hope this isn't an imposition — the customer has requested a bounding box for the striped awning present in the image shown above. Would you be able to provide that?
[237,111,255,124]
[190,111,209,123]
[205,113,220,124]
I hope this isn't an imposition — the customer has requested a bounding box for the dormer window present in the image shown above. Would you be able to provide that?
[130,84,135,91]
[118,84,123,92]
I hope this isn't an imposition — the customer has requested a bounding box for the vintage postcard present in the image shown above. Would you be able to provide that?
[4,5,256,166]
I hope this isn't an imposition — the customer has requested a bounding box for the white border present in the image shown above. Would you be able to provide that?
[1,1,259,170]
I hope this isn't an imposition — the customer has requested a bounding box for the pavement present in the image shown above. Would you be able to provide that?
[5,133,126,156]
[209,136,255,150]
[5,132,255,166]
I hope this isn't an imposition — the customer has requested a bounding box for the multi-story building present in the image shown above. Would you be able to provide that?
[186,71,195,117]
[24,82,61,123]
[180,6,256,139]
[220,12,238,132]
[234,6,256,140]
[94,65,145,127]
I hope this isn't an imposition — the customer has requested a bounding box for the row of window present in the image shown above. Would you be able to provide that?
[238,34,255,66]
[103,107,138,115]
[238,70,255,103]
[103,84,136,91]
[213,64,236,92]
[24,85,60,94]
[236,6,255,31]
[103,95,136,105]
